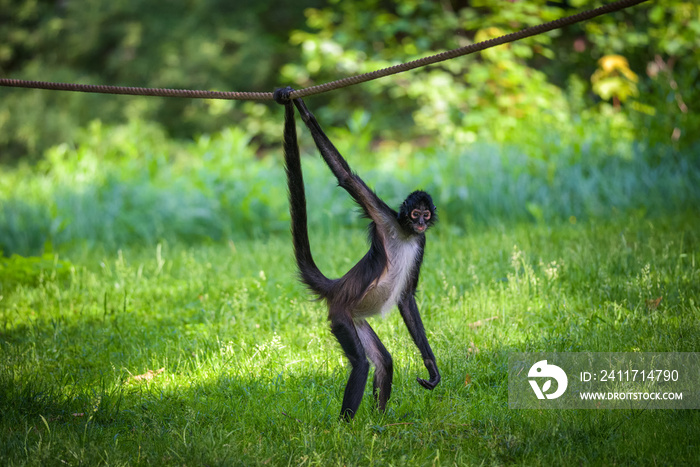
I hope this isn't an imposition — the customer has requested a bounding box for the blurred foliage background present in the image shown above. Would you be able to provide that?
[0,0,699,254]
[1,0,698,158]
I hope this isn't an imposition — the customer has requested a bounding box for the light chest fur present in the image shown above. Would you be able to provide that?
[353,233,421,318]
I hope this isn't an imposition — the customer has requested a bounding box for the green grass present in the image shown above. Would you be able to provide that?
[2,119,698,256]
[1,214,699,465]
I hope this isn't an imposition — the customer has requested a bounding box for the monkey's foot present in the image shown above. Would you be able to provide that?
[417,359,441,390]
[417,376,440,390]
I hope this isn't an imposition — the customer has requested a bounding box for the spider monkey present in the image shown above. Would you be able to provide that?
[274,87,440,420]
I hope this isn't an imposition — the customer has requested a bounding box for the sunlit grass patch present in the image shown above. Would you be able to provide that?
[1,215,698,464]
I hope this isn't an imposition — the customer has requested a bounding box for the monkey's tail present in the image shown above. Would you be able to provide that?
[282,101,334,299]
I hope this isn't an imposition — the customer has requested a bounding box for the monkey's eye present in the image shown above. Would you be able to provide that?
[423,210,431,221]
[410,209,421,219]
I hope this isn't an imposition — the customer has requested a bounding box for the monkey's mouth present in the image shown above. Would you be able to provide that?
[414,224,427,233]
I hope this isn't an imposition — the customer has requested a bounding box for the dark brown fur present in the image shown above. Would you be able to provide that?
[275,87,440,420]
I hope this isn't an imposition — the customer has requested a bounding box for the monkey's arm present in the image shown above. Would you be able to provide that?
[292,98,395,224]
[398,294,441,390]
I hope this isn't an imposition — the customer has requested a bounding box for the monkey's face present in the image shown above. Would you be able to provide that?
[410,207,433,233]
[399,190,437,235]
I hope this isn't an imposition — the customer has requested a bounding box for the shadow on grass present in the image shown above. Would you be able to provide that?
[1,310,699,465]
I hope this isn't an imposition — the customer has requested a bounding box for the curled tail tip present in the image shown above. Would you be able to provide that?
[274,87,295,105]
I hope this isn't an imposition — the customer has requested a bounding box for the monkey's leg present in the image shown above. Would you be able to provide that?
[330,314,370,421]
[355,320,393,412]
[398,295,441,390]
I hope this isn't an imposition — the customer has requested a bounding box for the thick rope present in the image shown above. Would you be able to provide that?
[0,0,647,101]
[0,80,272,100]
[290,0,648,99]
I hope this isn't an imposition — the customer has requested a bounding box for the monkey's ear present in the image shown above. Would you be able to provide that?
[400,202,414,221]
